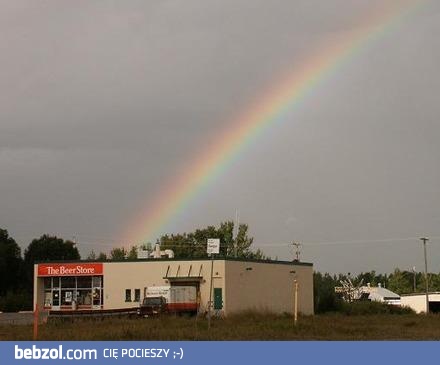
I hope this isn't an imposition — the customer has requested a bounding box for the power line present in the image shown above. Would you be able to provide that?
[302,236,440,246]
[52,235,440,249]
[9,231,440,249]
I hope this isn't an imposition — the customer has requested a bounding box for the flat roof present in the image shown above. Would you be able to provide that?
[35,257,313,267]
[401,292,440,297]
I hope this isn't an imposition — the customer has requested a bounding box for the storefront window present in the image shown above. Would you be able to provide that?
[61,290,73,306]
[77,277,92,288]
[44,291,52,307]
[92,288,101,306]
[43,277,52,289]
[92,276,101,287]
[61,277,75,288]
[77,289,92,306]
[41,275,103,309]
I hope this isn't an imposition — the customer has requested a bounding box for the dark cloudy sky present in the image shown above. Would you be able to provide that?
[1,0,439,273]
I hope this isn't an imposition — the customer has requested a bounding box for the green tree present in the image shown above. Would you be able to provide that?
[0,229,23,296]
[127,246,138,260]
[313,272,339,313]
[157,221,265,259]
[234,223,257,258]
[374,273,389,288]
[386,268,412,294]
[23,234,80,301]
[97,252,108,260]
[428,272,440,292]
[142,243,153,252]
[356,271,377,286]
[86,250,96,260]
[109,247,127,260]
[159,233,202,258]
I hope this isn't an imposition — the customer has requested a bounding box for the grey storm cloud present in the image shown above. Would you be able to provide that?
[1,0,440,273]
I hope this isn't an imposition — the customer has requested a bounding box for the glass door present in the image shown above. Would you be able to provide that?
[52,277,61,310]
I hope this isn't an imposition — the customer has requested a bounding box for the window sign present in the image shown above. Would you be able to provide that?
[65,291,72,303]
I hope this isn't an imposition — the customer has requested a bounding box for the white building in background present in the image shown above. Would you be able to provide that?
[400,293,440,314]
[335,282,400,305]
[361,284,401,305]
[137,244,174,259]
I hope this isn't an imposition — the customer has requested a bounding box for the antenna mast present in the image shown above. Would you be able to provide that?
[292,241,301,262]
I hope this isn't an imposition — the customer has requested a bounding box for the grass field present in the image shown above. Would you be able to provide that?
[2,311,440,340]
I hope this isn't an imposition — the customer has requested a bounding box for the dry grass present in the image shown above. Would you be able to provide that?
[2,312,440,341]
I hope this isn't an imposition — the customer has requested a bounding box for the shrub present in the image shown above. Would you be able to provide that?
[0,290,32,312]
[338,300,414,315]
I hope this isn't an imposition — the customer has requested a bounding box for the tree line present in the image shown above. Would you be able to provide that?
[86,221,266,260]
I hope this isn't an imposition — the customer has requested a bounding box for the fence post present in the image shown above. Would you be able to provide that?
[33,304,39,340]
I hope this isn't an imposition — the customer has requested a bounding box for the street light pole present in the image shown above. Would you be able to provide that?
[293,279,298,326]
[290,270,298,326]
[420,237,429,314]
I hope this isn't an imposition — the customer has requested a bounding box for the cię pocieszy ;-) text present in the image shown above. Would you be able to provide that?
[103,348,183,360]
[14,345,183,360]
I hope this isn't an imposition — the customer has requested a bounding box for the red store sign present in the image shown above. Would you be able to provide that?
[38,263,103,277]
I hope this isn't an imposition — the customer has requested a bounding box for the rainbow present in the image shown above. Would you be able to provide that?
[123,0,424,245]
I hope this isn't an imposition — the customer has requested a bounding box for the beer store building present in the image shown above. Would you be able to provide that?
[34,258,314,315]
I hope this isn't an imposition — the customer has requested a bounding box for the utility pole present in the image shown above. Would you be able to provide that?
[411,266,416,293]
[420,237,429,314]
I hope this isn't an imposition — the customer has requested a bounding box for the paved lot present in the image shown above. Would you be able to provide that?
[0,312,34,325]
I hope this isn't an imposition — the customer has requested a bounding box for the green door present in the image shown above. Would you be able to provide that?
[213,288,223,310]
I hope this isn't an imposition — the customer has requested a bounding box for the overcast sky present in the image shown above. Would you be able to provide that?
[1,0,440,273]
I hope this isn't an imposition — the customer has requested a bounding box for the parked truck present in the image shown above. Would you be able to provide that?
[137,286,198,317]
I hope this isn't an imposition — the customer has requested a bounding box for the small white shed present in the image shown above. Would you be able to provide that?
[400,293,440,314]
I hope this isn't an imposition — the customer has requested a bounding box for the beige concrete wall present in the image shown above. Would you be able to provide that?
[33,265,45,310]
[102,260,225,312]
[224,261,314,315]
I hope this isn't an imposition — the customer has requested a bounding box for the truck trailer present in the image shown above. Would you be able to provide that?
[137,286,198,316]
